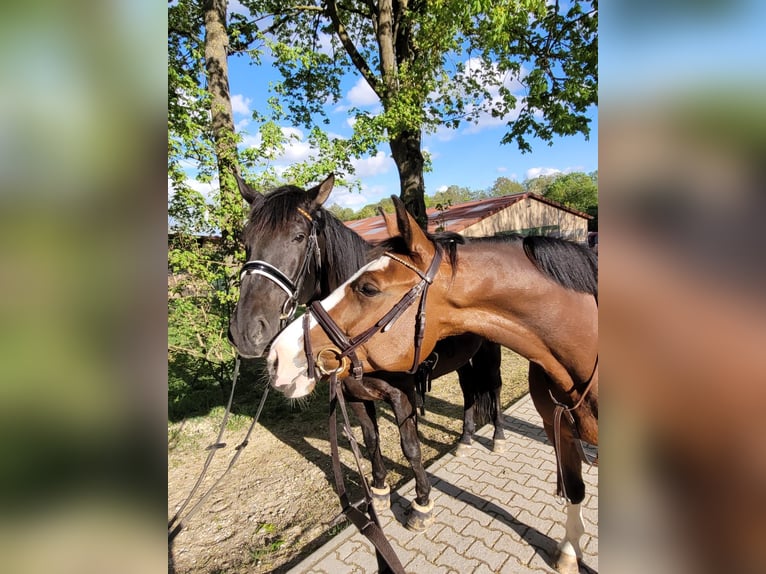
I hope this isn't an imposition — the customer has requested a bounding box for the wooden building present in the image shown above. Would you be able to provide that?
[345,192,592,243]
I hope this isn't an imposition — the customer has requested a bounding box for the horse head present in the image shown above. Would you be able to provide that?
[228,173,334,358]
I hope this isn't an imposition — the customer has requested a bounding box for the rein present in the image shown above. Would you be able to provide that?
[551,355,599,501]
[305,247,443,383]
[168,357,270,541]
[239,208,321,329]
[325,367,406,574]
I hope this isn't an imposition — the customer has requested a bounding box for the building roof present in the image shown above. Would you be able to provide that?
[344,192,591,243]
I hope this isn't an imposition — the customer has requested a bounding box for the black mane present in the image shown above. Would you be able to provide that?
[245,185,309,238]
[318,210,370,290]
[244,184,370,292]
[521,235,598,297]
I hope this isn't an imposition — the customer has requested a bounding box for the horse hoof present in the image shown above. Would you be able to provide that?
[554,549,580,574]
[492,438,507,453]
[455,442,472,457]
[370,485,391,513]
[405,499,434,532]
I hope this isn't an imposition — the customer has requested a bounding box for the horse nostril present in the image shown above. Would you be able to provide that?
[251,318,268,341]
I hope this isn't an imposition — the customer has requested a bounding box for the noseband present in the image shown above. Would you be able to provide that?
[239,207,321,329]
[304,247,443,382]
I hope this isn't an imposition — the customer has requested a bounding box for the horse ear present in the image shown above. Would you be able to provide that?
[308,173,334,207]
[391,196,412,245]
[233,171,262,205]
[391,196,432,258]
[382,202,399,238]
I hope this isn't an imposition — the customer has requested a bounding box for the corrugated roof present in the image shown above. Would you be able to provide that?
[344,192,591,243]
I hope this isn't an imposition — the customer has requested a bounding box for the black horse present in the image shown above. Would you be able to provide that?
[228,173,506,530]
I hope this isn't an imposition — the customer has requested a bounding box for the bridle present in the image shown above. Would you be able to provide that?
[303,246,443,382]
[297,245,444,574]
[239,207,321,330]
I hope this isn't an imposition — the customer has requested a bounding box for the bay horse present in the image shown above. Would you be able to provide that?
[268,196,598,572]
[227,174,506,530]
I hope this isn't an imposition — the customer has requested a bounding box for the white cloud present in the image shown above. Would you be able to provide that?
[328,183,390,210]
[346,117,356,129]
[231,94,252,116]
[187,177,217,197]
[316,32,334,56]
[526,167,561,179]
[422,146,439,161]
[346,78,379,106]
[496,166,507,173]
[525,166,584,179]
[437,185,448,193]
[240,132,261,149]
[168,176,217,203]
[351,151,393,178]
[328,190,369,209]
[279,127,313,162]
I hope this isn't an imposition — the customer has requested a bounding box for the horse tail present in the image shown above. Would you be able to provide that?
[470,385,498,427]
[465,340,502,427]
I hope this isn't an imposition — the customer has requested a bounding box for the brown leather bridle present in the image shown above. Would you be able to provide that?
[303,246,443,383]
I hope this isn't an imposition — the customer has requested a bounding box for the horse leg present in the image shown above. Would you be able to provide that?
[529,364,587,574]
[347,399,390,512]
[547,426,586,574]
[455,362,477,456]
[456,341,506,454]
[388,380,433,532]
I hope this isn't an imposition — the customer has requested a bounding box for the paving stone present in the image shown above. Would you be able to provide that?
[285,394,598,574]
[466,538,508,572]
[461,519,502,547]
[434,544,483,572]
[431,523,473,555]
[403,554,450,573]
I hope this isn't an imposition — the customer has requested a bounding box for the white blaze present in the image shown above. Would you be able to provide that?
[268,256,391,397]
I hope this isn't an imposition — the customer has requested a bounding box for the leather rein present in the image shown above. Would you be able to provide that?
[170,208,320,542]
[304,247,443,384]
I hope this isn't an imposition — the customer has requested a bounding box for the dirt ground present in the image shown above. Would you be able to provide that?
[168,348,529,574]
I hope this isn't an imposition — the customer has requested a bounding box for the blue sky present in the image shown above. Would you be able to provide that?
[182,6,598,213]
[226,53,597,211]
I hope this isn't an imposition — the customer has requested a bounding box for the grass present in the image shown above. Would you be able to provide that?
[248,523,286,564]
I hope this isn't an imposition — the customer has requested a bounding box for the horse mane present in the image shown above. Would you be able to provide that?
[374,231,463,274]
[520,235,598,297]
[245,185,309,238]
[318,210,371,288]
[245,185,370,289]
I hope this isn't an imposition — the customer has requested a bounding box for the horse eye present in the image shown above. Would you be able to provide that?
[293,233,306,242]
[357,282,380,297]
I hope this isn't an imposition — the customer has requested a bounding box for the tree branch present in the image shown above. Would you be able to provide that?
[325,0,381,95]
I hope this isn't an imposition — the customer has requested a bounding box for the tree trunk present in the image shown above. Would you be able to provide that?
[389,129,428,229]
[203,0,239,246]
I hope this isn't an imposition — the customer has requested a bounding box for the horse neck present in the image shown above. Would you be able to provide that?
[440,240,598,386]
[317,214,371,296]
